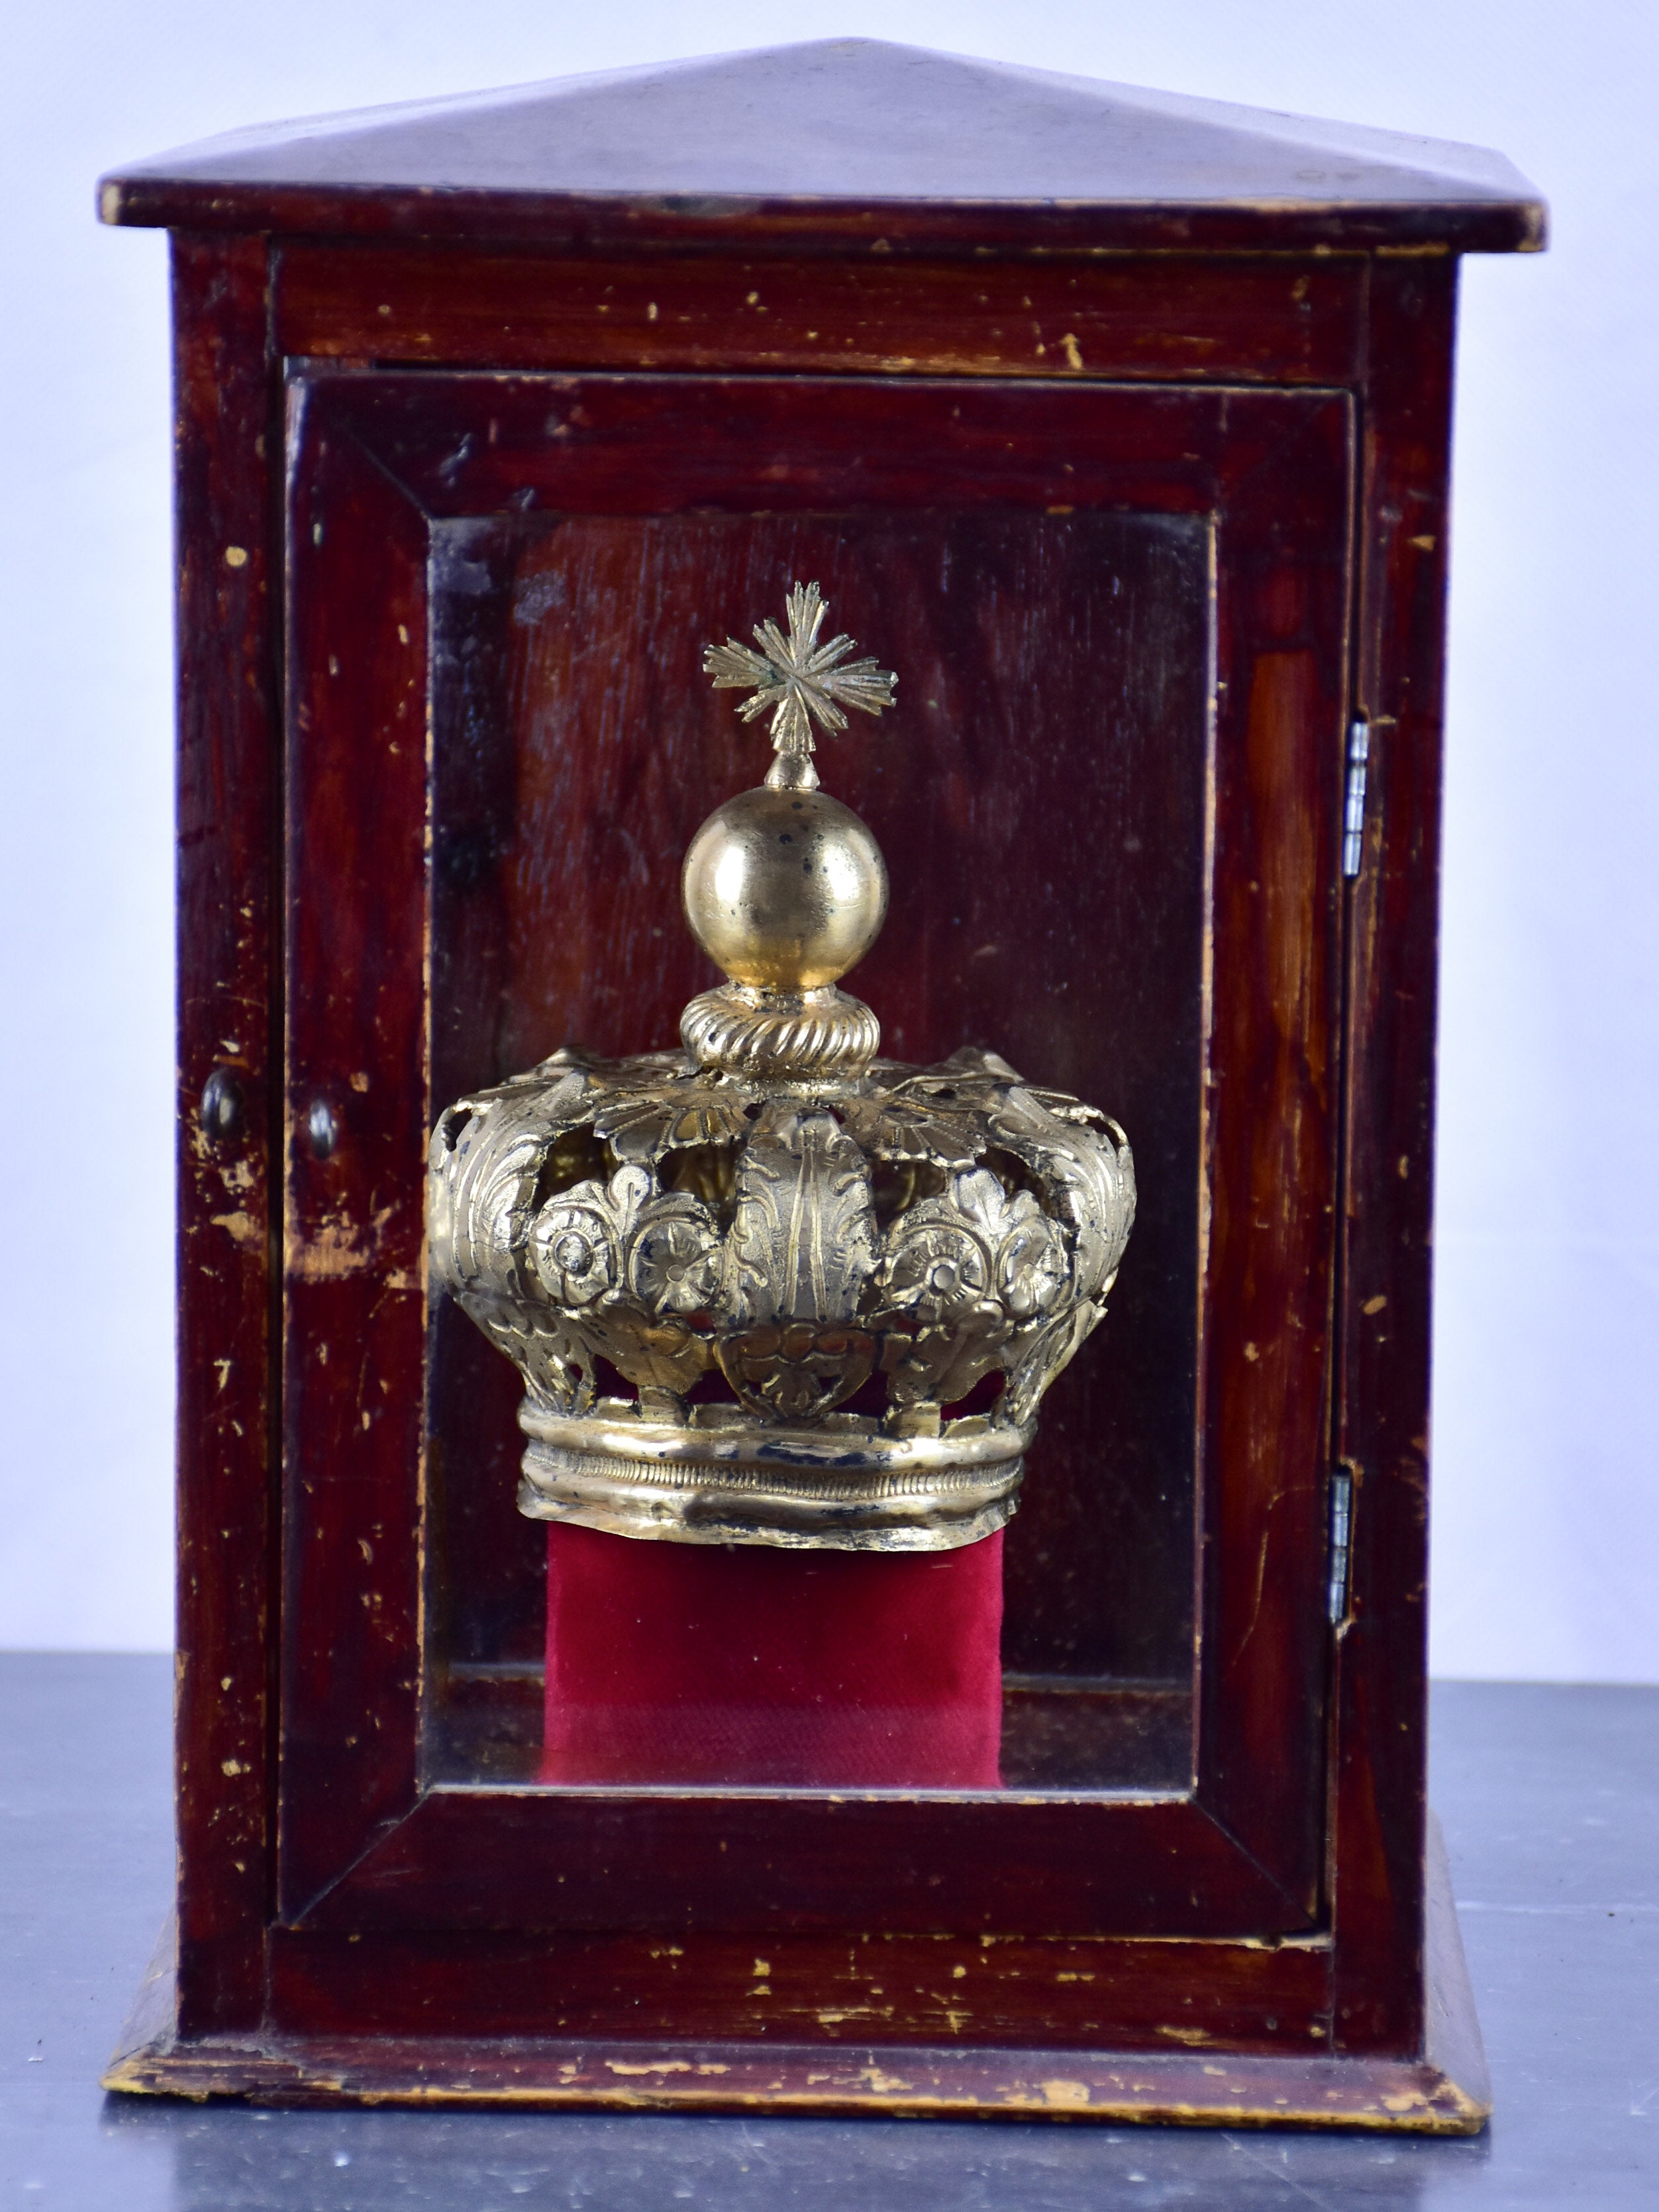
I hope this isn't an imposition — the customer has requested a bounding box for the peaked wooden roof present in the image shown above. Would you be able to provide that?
[99,39,1544,256]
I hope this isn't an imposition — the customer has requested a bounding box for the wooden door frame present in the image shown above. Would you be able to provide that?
[277,370,1348,1969]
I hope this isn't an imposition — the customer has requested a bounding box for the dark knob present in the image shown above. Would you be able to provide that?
[307,1099,339,1160]
[199,1068,242,1142]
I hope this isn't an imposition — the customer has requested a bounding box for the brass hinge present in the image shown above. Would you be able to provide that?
[1341,719,1370,880]
[1327,1469,1355,1625]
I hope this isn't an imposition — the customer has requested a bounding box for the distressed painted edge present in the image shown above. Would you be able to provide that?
[104,1823,1488,2131]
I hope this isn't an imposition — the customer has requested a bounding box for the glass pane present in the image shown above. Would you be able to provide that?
[424,507,1206,1795]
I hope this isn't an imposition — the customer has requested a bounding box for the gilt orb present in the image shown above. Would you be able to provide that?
[681,784,888,991]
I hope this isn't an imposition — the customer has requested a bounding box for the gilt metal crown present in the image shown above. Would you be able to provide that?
[427,587,1134,1550]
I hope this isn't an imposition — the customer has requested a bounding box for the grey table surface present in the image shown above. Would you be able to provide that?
[1,1660,1653,2209]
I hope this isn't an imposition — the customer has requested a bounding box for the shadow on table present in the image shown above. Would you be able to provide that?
[103,2095,1491,2211]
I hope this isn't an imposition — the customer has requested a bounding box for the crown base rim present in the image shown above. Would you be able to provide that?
[515,1407,1027,1550]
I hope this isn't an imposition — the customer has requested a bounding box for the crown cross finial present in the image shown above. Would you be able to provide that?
[703,583,897,767]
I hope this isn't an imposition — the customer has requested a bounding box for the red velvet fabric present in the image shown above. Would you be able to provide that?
[541,1523,1004,1787]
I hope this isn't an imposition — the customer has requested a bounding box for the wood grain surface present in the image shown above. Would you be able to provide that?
[279,410,430,1923]
[1328,258,1458,2056]
[275,246,1368,389]
[170,233,280,2038]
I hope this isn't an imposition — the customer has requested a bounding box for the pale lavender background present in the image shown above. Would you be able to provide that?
[1,1,1653,1678]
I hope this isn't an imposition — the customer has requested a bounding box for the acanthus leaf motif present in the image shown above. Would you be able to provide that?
[833,1090,983,1168]
[727,1105,876,1327]
[591,1080,758,1163]
[430,1042,1127,1447]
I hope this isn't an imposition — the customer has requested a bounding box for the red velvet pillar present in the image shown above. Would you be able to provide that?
[541,1523,1005,1787]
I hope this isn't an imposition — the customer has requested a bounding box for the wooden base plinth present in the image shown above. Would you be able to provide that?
[104,1822,1489,2134]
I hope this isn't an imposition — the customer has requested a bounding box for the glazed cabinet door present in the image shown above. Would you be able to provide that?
[276,369,1350,1999]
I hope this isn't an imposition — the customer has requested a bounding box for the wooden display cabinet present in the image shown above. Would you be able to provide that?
[98,41,1542,2124]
